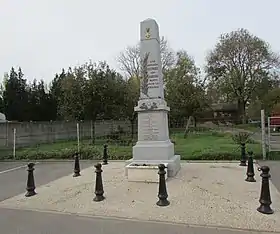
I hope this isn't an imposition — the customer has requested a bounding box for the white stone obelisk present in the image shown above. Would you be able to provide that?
[125,19,181,178]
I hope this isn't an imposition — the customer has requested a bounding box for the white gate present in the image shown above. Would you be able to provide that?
[268,116,280,152]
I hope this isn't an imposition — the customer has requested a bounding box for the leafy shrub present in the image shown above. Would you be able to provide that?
[2,145,279,161]
[107,137,133,146]
[187,152,263,160]
[13,146,101,160]
[232,132,252,145]
[0,144,130,160]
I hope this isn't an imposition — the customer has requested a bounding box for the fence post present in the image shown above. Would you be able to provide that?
[77,122,80,153]
[49,120,54,143]
[268,117,271,154]
[13,128,16,160]
[261,109,266,160]
[5,121,8,147]
[90,120,93,142]
[91,120,95,144]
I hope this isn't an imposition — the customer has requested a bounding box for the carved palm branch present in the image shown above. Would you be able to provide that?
[140,52,150,98]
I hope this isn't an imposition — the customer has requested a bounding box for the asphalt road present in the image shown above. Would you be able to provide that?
[0,208,273,234]
[0,161,27,172]
[0,161,94,201]
[257,160,280,192]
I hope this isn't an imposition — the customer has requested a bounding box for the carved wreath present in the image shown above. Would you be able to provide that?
[139,102,158,110]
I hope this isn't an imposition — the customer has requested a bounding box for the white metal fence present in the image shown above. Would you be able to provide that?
[267,116,280,152]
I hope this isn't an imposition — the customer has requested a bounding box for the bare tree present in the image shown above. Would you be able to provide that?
[117,45,140,79]
[117,37,175,79]
[160,37,176,72]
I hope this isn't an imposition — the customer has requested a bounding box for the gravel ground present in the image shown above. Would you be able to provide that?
[0,162,280,232]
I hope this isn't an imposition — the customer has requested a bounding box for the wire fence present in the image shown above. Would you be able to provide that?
[0,120,133,158]
[0,118,264,159]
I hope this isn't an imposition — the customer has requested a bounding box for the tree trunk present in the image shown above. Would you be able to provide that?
[183,116,193,138]
[238,100,246,124]
[130,119,134,140]
[194,116,197,127]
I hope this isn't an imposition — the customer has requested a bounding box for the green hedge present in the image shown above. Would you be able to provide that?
[0,145,132,160]
[1,144,279,161]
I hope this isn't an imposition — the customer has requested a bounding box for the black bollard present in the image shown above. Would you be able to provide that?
[102,144,108,165]
[93,163,105,202]
[156,164,170,207]
[245,151,256,182]
[239,143,247,166]
[257,166,274,214]
[25,163,36,197]
[73,152,81,177]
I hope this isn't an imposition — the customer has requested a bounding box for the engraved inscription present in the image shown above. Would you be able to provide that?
[139,113,160,141]
[147,60,160,90]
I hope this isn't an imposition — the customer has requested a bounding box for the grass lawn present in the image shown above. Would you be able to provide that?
[1,130,275,160]
[171,131,263,160]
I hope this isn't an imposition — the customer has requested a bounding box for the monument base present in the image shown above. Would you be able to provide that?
[125,154,181,182]
[133,140,174,161]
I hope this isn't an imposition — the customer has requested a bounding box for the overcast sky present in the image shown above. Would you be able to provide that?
[0,0,279,84]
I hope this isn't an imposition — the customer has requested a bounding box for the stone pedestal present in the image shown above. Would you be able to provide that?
[125,98,181,179]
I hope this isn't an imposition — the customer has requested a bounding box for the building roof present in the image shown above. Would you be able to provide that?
[211,102,238,112]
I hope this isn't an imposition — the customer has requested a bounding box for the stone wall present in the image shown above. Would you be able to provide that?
[0,120,133,148]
